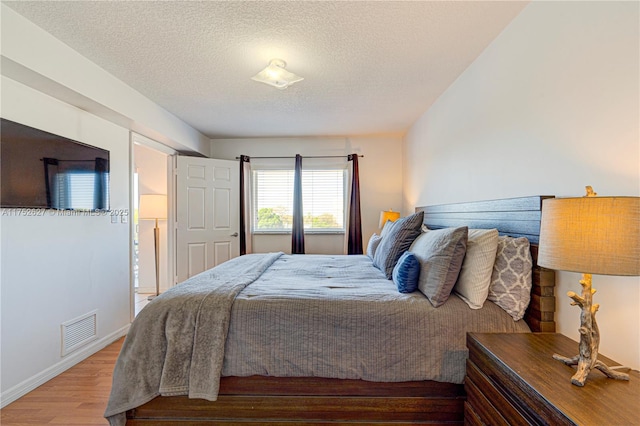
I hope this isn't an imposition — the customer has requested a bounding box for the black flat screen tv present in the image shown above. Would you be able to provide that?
[1,118,110,211]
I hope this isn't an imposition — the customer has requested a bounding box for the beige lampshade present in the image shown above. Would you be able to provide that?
[379,209,401,229]
[139,194,167,220]
[538,196,640,276]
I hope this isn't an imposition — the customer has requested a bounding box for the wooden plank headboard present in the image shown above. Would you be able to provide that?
[416,195,556,332]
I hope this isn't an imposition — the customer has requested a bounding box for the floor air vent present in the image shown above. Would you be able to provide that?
[61,310,98,356]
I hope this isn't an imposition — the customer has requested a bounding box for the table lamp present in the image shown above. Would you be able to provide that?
[379,209,400,229]
[538,186,640,386]
[139,194,167,301]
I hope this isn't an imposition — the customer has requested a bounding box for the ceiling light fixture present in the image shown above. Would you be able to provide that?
[251,59,303,89]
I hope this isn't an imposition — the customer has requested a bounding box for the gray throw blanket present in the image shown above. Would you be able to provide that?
[104,252,283,426]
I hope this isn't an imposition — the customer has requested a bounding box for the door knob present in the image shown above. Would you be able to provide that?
[230,232,239,237]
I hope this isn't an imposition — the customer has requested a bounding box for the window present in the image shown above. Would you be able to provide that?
[252,168,346,233]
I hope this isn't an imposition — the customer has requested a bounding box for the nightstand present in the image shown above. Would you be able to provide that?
[465,333,639,425]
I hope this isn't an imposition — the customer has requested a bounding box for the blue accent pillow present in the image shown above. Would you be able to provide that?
[392,251,420,293]
[373,211,424,279]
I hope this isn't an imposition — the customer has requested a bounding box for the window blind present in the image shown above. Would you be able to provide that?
[253,168,346,232]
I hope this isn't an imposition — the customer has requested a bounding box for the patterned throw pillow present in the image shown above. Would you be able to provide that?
[392,251,420,293]
[454,229,499,309]
[410,226,468,307]
[366,233,382,259]
[373,211,424,279]
[487,236,533,321]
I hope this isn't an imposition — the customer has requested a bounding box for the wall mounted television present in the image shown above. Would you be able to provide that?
[1,118,110,211]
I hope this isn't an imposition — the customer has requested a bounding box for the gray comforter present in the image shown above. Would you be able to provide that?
[104,252,282,426]
[105,253,529,425]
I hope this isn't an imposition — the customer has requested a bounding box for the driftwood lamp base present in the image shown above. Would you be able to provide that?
[553,353,630,386]
[554,273,630,386]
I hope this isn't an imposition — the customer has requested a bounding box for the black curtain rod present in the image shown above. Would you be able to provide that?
[235,155,363,160]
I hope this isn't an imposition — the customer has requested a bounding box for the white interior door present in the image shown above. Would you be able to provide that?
[175,156,239,282]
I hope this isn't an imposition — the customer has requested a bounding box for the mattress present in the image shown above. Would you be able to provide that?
[223,254,530,383]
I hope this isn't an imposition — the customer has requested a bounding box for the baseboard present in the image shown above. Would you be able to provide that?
[135,286,156,294]
[0,323,130,408]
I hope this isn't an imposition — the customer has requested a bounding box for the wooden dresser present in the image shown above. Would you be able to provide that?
[465,333,640,425]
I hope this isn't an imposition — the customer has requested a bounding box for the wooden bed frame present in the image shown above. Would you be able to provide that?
[126,196,556,425]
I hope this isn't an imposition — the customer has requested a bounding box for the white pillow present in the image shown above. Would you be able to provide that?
[366,233,382,259]
[453,229,499,309]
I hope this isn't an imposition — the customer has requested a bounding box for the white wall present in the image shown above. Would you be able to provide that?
[134,144,169,294]
[403,1,639,369]
[0,77,131,401]
[212,136,403,254]
[0,5,210,405]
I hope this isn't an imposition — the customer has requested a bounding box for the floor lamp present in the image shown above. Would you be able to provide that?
[139,194,167,301]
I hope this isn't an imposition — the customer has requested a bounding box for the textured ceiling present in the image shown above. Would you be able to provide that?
[4,1,528,139]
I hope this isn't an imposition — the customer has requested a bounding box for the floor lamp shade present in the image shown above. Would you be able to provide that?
[139,194,168,221]
[538,196,640,276]
[139,194,167,300]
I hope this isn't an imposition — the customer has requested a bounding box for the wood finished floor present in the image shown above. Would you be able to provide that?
[1,337,124,425]
[1,293,153,425]
[0,337,131,426]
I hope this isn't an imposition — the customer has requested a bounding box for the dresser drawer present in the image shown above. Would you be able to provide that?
[466,359,529,426]
[463,401,482,426]
[466,333,640,426]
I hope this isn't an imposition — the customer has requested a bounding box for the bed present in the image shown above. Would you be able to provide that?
[106,195,556,425]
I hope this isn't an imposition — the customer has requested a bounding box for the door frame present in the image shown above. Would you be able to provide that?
[129,132,177,321]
